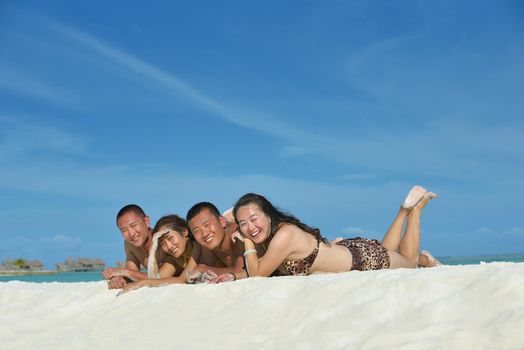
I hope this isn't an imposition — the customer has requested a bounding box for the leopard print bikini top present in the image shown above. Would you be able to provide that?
[283,239,321,276]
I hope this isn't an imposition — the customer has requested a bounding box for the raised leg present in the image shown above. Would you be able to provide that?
[389,192,435,268]
[381,207,409,251]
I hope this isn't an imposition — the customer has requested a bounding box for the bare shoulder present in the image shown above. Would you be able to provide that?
[271,224,300,245]
[276,223,304,236]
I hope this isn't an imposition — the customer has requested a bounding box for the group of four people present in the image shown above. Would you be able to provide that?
[103,185,441,292]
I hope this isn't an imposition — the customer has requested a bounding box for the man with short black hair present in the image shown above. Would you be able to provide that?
[103,204,168,289]
[186,202,245,280]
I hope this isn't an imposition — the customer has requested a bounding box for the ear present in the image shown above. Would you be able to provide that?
[219,215,227,228]
[182,228,189,238]
[144,215,151,228]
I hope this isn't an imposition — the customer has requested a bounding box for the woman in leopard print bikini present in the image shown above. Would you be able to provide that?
[226,186,439,279]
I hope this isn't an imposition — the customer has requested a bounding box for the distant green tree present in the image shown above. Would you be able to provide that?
[13,258,26,268]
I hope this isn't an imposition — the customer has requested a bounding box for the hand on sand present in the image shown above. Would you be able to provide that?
[185,269,217,284]
[107,276,127,289]
[213,273,236,284]
[117,280,146,296]
[103,267,130,280]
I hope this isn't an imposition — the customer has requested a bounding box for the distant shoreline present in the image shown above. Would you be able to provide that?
[0,270,57,276]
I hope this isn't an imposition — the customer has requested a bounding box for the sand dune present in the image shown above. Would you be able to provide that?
[1,263,524,350]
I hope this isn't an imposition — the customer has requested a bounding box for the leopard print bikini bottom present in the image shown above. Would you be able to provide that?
[336,238,391,271]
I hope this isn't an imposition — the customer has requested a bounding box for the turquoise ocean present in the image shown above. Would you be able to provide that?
[1,253,524,283]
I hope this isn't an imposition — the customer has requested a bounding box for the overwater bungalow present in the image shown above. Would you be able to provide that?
[56,257,106,272]
[0,258,44,272]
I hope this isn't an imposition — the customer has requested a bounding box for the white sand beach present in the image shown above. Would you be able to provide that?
[1,263,524,350]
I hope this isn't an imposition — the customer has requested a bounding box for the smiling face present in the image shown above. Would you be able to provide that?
[236,203,271,244]
[188,208,226,250]
[117,211,151,248]
[158,225,189,258]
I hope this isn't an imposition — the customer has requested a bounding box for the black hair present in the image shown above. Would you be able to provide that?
[116,204,146,224]
[232,193,327,244]
[186,202,221,223]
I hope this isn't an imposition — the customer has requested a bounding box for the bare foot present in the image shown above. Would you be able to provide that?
[410,190,438,213]
[418,250,442,267]
[402,186,427,209]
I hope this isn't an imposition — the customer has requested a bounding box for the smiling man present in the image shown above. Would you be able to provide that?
[186,202,245,279]
[103,204,167,289]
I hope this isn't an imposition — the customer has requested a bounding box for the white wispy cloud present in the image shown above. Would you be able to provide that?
[279,146,311,157]
[47,20,225,111]
[0,63,78,106]
[476,227,524,237]
[41,18,317,142]
[342,226,377,238]
[48,234,82,246]
[17,15,523,185]
[0,117,89,159]
[339,173,382,181]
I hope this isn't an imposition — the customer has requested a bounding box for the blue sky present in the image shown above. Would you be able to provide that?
[1,1,523,268]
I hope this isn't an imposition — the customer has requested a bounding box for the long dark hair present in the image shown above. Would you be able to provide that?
[232,193,327,244]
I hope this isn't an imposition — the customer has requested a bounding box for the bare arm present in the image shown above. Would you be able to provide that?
[103,260,148,282]
[214,268,248,283]
[158,262,177,278]
[202,263,243,275]
[243,230,294,277]
[122,255,199,292]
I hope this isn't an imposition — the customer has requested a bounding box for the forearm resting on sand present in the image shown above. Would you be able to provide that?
[214,269,248,283]
[103,267,147,282]
[122,275,186,292]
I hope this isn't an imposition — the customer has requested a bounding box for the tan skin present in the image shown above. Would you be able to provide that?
[233,192,435,278]
[123,225,206,291]
[103,212,179,289]
[122,210,246,291]
[187,208,245,276]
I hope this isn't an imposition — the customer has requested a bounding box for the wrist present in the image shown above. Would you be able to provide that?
[243,249,257,257]
[244,239,255,249]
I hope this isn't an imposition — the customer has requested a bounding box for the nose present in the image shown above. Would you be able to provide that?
[127,229,137,239]
[129,226,139,236]
[246,221,256,233]
[163,239,174,250]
